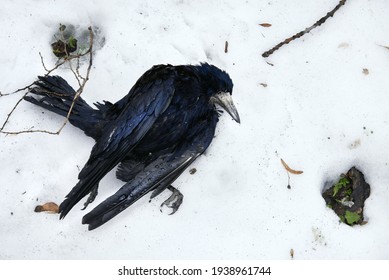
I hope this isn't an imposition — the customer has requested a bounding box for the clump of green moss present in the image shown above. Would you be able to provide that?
[322,167,370,226]
[344,210,361,225]
[333,176,350,197]
[51,24,78,58]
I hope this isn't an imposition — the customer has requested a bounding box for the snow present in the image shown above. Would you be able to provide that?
[1,0,389,259]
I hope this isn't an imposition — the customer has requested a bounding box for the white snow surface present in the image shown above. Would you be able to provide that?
[1,0,389,259]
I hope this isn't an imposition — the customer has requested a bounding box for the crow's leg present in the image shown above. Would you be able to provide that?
[159,185,184,215]
[81,184,99,210]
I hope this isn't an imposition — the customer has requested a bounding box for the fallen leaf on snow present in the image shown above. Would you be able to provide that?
[362,68,369,75]
[259,23,272,27]
[281,158,303,175]
[34,202,59,213]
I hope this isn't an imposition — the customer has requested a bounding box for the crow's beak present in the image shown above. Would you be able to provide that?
[211,91,241,123]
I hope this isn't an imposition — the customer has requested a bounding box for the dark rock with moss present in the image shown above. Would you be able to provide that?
[51,23,105,59]
[322,167,370,226]
[51,37,78,58]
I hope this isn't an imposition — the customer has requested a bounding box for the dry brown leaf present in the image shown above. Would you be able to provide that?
[259,23,272,27]
[281,158,303,175]
[290,248,294,259]
[362,68,369,75]
[34,202,59,213]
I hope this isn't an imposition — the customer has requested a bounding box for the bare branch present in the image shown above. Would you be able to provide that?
[0,83,34,97]
[53,27,94,135]
[75,57,84,81]
[0,26,94,136]
[39,52,50,72]
[0,92,29,132]
[69,59,82,87]
[262,0,347,58]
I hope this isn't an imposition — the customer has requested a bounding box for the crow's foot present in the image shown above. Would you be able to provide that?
[160,185,183,215]
[81,184,99,210]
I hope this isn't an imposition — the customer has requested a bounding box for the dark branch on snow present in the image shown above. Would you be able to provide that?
[262,0,347,58]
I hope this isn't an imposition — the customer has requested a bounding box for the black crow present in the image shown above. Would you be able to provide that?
[25,63,240,230]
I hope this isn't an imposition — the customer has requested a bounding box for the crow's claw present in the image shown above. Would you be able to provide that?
[160,185,183,215]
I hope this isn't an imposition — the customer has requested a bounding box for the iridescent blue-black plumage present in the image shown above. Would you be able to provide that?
[25,63,239,230]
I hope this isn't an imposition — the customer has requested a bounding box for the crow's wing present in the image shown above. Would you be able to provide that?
[81,114,219,230]
[103,64,172,118]
[59,73,176,219]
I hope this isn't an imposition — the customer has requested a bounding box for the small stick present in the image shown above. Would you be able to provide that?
[0,92,29,132]
[262,0,347,58]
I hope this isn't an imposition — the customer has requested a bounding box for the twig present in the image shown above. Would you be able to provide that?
[262,0,347,58]
[56,27,94,135]
[69,60,82,87]
[0,84,34,97]
[0,92,29,132]
[1,33,91,98]
[75,57,83,80]
[0,27,94,136]
[0,53,71,98]
[39,52,50,72]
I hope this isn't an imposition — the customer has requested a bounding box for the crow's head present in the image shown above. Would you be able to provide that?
[197,63,240,123]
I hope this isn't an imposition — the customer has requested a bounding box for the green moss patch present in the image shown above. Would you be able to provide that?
[51,24,78,58]
[322,167,370,226]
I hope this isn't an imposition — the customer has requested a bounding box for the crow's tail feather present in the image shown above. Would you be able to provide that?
[24,75,105,139]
